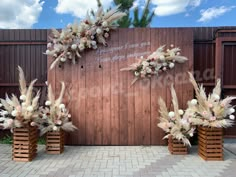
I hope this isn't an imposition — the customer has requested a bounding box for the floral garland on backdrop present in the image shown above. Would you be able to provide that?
[45,5,126,69]
[186,72,236,128]
[0,66,40,130]
[120,45,188,85]
[158,85,195,146]
[36,82,77,135]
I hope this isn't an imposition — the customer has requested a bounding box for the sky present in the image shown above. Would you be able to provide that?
[0,0,235,29]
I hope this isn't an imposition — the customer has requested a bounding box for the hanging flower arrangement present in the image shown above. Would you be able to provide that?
[36,82,77,136]
[45,5,126,69]
[120,45,188,84]
[0,66,40,130]
[158,85,195,146]
[187,72,236,128]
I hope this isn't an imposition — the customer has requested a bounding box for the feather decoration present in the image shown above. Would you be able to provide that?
[25,79,37,106]
[18,66,27,95]
[55,82,65,106]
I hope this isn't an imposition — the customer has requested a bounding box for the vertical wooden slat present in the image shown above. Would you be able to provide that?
[78,54,86,145]
[118,28,128,145]
[110,29,120,145]
[94,48,103,145]
[141,29,151,145]
[126,29,135,145]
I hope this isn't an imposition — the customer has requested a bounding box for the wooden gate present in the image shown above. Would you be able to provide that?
[215,30,236,137]
[48,28,193,145]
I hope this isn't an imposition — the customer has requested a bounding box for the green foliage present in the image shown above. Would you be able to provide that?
[132,0,155,27]
[37,136,46,145]
[114,0,134,28]
[0,135,13,144]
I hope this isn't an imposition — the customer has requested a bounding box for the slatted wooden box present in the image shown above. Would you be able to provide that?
[46,129,64,154]
[198,126,223,161]
[13,125,38,162]
[168,136,188,155]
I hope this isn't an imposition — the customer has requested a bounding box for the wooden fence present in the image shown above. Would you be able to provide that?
[48,28,193,145]
[1,27,236,145]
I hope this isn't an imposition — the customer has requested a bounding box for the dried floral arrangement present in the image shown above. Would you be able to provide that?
[158,85,195,146]
[45,5,126,69]
[121,45,188,84]
[187,72,236,128]
[36,82,77,135]
[0,66,40,130]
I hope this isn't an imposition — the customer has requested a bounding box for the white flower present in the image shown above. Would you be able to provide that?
[20,95,26,101]
[56,120,62,125]
[190,99,198,105]
[96,28,102,34]
[229,108,235,114]
[53,126,58,131]
[162,62,167,67]
[60,57,67,62]
[67,52,71,55]
[212,94,220,100]
[91,41,97,46]
[3,111,8,115]
[142,61,149,67]
[71,44,77,50]
[134,71,139,76]
[229,115,235,120]
[146,67,152,73]
[159,55,165,61]
[0,103,2,107]
[178,109,184,115]
[45,101,51,106]
[169,62,175,68]
[170,44,174,48]
[91,35,95,39]
[102,21,108,27]
[162,67,167,71]
[68,114,71,118]
[27,106,33,112]
[189,132,194,137]
[45,50,50,55]
[11,110,17,117]
[42,114,47,119]
[59,104,65,109]
[47,43,52,48]
[105,28,110,32]
[30,122,37,127]
[168,111,175,118]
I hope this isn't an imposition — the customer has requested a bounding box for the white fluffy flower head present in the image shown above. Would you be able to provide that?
[11,110,17,117]
[190,99,198,105]
[168,111,175,118]
[20,95,26,101]
[178,109,184,115]
[45,101,51,106]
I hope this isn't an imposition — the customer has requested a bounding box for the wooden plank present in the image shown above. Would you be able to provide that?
[110,29,120,145]
[77,52,86,145]
[85,42,96,145]
[141,29,151,145]
[134,28,144,145]
[126,29,135,145]
[118,28,129,145]
[101,33,112,145]
[94,47,103,145]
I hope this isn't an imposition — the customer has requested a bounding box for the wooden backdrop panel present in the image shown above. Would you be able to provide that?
[48,28,193,145]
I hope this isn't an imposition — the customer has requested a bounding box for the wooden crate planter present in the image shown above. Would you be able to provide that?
[198,126,223,161]
[168,136,188,155]
[46,129,64,154]
[13,125,38,162]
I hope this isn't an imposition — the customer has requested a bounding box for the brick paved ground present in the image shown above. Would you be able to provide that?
[0,141,236,177]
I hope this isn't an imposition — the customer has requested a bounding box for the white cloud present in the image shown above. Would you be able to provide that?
[0,0,44,29]
[55,0,113,18]
[198,6,235,22]
[152,0,201,16]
